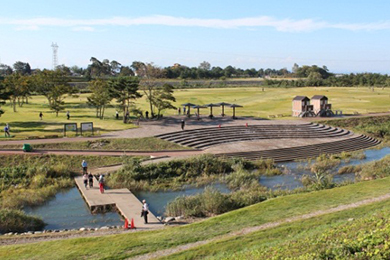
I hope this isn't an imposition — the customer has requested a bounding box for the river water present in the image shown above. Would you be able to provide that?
[24,146,390,230]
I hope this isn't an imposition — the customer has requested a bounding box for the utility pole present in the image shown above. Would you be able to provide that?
[51,42,58,70]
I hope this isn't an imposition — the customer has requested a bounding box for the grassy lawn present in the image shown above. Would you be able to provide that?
[1,177,390,259]
[0,95,134,140]
[165,199,390,259]
[0,137,191,151]
[1,87,390,139]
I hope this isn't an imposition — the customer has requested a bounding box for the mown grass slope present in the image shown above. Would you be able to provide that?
[1,176,390,259]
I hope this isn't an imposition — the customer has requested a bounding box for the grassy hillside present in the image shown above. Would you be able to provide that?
[1,176,390,259]
[167,198,390,259]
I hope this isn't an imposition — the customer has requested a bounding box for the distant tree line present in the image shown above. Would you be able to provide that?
[265,66,390,88]
[0,59,293,80]
[0,61,176,120]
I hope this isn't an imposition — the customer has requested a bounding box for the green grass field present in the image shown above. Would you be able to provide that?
[1,176,390,259]
[1,86,390,139]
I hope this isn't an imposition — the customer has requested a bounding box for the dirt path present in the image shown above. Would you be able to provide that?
[131,192,390,260]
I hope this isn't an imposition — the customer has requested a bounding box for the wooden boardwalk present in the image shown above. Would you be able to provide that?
[74,176,163,230]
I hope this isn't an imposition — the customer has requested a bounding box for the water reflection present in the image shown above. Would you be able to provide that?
[261,146,390,190]
[24,187,123,230]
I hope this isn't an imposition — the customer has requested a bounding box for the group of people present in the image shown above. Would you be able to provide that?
[37,111,70,120]
[81,160,150,224]
[81,160,105,193]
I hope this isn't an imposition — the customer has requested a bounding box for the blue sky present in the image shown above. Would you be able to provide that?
[1,0,390,73]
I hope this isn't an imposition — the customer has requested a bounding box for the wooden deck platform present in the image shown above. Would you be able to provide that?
[74,176,163,230]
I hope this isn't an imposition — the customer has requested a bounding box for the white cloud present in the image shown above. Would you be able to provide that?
[15,25,40,31]
[72,26,96,32]
[1,15,390,32]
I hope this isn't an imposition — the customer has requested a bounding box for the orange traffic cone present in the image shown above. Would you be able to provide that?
[124,218,129,229]
[130,218,136,229]
[218,124,221,128]
[245,123,248,127]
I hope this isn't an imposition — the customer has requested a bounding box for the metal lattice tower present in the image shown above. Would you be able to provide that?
[51,42,58,69]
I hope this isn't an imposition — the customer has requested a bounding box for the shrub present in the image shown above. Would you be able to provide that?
[0,209,45,233]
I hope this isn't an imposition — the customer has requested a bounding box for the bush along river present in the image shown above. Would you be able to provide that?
[262,146,390,190]
[24,146,390,230]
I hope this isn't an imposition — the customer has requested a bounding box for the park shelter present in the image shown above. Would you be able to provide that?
[181,103,197,116]
[292,96,314,117]
[229,104,243,119]
[205,103,221,118]
[192,105,207,119]
[216,102,231,117]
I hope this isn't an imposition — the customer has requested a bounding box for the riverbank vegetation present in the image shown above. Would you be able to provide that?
[106,155,280,192]
[0,154,124,232]
[0,209,45,233]
[2,177,390,259]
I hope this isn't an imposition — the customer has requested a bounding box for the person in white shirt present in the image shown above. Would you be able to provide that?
[81,160,88,174]
[141,200,149,224]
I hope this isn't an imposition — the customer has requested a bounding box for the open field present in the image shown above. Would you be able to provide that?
[1,176,390,259]
[1,87,390,139]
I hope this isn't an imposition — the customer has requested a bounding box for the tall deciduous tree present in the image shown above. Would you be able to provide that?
[33,70,71,106]
[198,61,211,71]
[0,79,9,117]
[0,63,13,76]
[48,84,74,116]
[135,62,165,118]
[13,61,31,75]
[87,79,112,119]
[3,73,27,112]
[153,84,176,118]
[109,77,142,123]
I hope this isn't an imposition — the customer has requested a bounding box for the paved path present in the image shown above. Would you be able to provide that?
[74,176,162,230]
[0,149,203,157]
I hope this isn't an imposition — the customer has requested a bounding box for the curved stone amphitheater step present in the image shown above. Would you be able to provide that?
[156,122,352,149]
[217,135,381,162]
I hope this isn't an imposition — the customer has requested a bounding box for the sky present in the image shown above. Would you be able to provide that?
[1,0,390,73]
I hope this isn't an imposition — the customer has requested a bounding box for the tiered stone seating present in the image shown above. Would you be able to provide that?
[217,135,380,162]
[156,123,351,149]
[156,122,381,162]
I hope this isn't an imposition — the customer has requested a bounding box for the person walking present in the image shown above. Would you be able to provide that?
[99,174,105,194]
[181,119,185,130]
[115,110,119,120]
[66,111,70,120]
[88,172,94,188]
[81,160,88,174]
[4,124,10,137]
[39,112,43,120]
[141,200,149,224]
[83,173,88,189]
[178,107,181,115]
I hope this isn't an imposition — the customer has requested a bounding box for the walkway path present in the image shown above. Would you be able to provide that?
[131,192,390,260]
[74,176,162,230]
[0,149,203,157]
